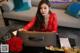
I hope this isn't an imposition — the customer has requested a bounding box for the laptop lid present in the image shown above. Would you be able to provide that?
[18,31,58,47]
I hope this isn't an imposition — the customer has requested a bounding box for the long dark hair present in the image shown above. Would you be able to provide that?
[34,0,51,31]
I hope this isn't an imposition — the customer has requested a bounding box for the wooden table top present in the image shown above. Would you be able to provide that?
[45,46,80,53]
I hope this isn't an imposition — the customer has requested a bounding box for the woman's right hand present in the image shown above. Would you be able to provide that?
[18,28,27,32]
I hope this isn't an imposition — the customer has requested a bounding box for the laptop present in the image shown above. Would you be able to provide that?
[18,31,59,47]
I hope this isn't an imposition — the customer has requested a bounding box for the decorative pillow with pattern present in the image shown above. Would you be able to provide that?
[66,2,80,18]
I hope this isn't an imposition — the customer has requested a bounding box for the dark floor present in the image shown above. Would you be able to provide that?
[20,46,64,53]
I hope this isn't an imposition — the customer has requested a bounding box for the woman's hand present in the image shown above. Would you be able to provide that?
[63,48,75,53]
[18,28,27,32]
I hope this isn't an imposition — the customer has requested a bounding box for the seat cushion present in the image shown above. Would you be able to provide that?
[3,7,37,21]
[52,9,80,28]
[3,7,80,28]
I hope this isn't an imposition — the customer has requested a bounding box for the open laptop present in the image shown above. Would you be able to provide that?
[18,31,59,47]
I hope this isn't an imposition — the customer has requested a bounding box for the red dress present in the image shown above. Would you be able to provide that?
[23,12,58,32]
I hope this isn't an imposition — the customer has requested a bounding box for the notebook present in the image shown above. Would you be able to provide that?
[59,38,71,48]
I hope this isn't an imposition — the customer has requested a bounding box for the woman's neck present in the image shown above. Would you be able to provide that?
[44,14,49,19]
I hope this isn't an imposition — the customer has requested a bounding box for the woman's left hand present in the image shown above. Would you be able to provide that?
[18,28,27,32]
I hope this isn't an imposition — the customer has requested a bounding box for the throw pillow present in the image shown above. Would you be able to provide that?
[66,2,80,18]
[13,0,32,11]
[23,0,32,8]
[49,0,72,9]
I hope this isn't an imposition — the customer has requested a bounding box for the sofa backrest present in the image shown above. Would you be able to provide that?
[31,0,41,6]
[31,0,78,9]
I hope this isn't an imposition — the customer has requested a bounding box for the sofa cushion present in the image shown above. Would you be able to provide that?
[66,2,80,18]
[3,7,37,21]
[52,9,80,28]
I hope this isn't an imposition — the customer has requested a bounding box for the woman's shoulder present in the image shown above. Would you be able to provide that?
[30,16,37,21]
[50,12,57,19]
[32,16,37,20]
[32,16,36,18]
[50,12,57,16]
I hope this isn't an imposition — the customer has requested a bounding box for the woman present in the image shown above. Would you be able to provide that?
[20,0,58,32]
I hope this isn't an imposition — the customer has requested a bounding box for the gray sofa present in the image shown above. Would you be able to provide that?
[1,0,80,29]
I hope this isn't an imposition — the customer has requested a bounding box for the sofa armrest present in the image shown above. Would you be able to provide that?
[1,1,14,12]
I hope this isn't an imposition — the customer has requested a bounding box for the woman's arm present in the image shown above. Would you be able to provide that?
[23,17,36,30]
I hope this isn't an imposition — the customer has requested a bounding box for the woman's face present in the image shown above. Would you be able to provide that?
[40,3,49,17]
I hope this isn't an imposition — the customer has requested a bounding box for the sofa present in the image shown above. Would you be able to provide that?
[1,0,80,29]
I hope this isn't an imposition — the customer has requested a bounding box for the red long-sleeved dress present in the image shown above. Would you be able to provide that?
[23,12,58,32]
